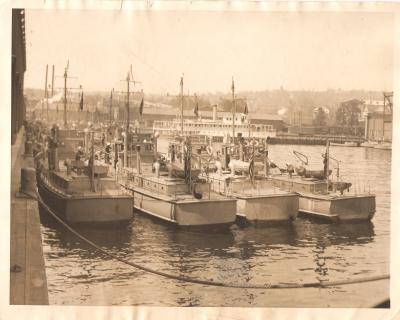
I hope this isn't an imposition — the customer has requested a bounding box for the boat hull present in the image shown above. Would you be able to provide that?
[131,187,237,227]
[299,194,376,221]
[37,173,133,223]
[236,194,299,222]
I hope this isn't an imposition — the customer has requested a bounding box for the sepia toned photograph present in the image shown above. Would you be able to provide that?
[6,2,399,315]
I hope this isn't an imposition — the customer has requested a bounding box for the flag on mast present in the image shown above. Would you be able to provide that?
[231,78,235,92]
[244,102,248,115]
[139,97,144,116]
[194,94,199,117]
[79,92,84,110]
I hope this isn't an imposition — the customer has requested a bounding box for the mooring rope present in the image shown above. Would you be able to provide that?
[34,190,389,290]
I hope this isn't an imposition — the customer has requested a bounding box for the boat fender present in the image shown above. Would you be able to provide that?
[192,184,203,199]
[64,158,72,175]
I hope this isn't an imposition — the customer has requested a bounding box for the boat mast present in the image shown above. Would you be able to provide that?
[180,75,184,136]
[109,88,114,126]
[63,61,69,128]
[231,77,236,143]
[325,140,330,190]
[122,66,141,168]
[51,65,55,97]
[124,72,130,168]
[44,64,49,122]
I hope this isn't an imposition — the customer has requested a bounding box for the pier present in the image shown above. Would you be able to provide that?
[10,128,48,305]
[269,134,364,146]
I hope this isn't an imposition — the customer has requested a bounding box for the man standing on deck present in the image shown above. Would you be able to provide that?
[105,142,112,164]
[75,146,84,161]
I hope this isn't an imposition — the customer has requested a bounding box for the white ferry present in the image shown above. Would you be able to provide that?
[153,107,276,140]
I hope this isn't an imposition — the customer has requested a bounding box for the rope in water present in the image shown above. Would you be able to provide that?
[34,190,389,289]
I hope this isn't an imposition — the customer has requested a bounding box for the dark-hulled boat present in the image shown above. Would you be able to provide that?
[35,123,133,224]
[37,165,133,224]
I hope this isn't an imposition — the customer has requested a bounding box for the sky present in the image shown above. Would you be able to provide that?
[24,9,395,94]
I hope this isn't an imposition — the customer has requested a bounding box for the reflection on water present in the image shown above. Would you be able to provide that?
[39,145,390,306]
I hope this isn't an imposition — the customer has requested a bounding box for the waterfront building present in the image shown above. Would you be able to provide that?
[11,9,26,144]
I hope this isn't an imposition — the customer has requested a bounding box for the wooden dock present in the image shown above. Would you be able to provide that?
[10,128,48,305]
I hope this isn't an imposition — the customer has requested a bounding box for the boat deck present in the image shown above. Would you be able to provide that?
[269,174,374,198]
[43,169,130,198]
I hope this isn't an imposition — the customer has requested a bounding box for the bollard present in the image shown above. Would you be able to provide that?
[24,141,33,156]
[20,167,37,197]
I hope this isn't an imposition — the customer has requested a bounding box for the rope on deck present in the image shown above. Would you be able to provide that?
[34,190,389,290]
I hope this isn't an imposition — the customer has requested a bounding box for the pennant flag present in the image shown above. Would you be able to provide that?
[139,97,144,116]
[244,102,248,115]
[79,92,84,111]
[231,78,235,92]
[180,76,183,87]
[194,94,199,117]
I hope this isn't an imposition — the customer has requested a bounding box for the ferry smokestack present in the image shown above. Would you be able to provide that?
[212,105,217,121]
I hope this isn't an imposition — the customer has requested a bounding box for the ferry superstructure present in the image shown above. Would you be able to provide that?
[153,110,276,140]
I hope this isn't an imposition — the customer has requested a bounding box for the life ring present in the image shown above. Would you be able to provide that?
[258,146,264,153]
[206,145,213,155]
[252,140,259,147]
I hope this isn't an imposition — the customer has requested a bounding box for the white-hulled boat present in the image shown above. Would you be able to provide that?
[206,172,299,223]
[269,175,375,221]
[122,171,237,227]
[120,133,237,228]
[268,144,376,222]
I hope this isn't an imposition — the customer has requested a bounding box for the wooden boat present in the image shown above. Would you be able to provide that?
[37,163,133,224]
[207,169,298,223]
[121,169,237,228]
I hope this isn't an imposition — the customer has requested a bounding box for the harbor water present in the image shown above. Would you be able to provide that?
[39,145,391,307]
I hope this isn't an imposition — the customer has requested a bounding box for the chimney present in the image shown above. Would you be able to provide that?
[212,105,217,121]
